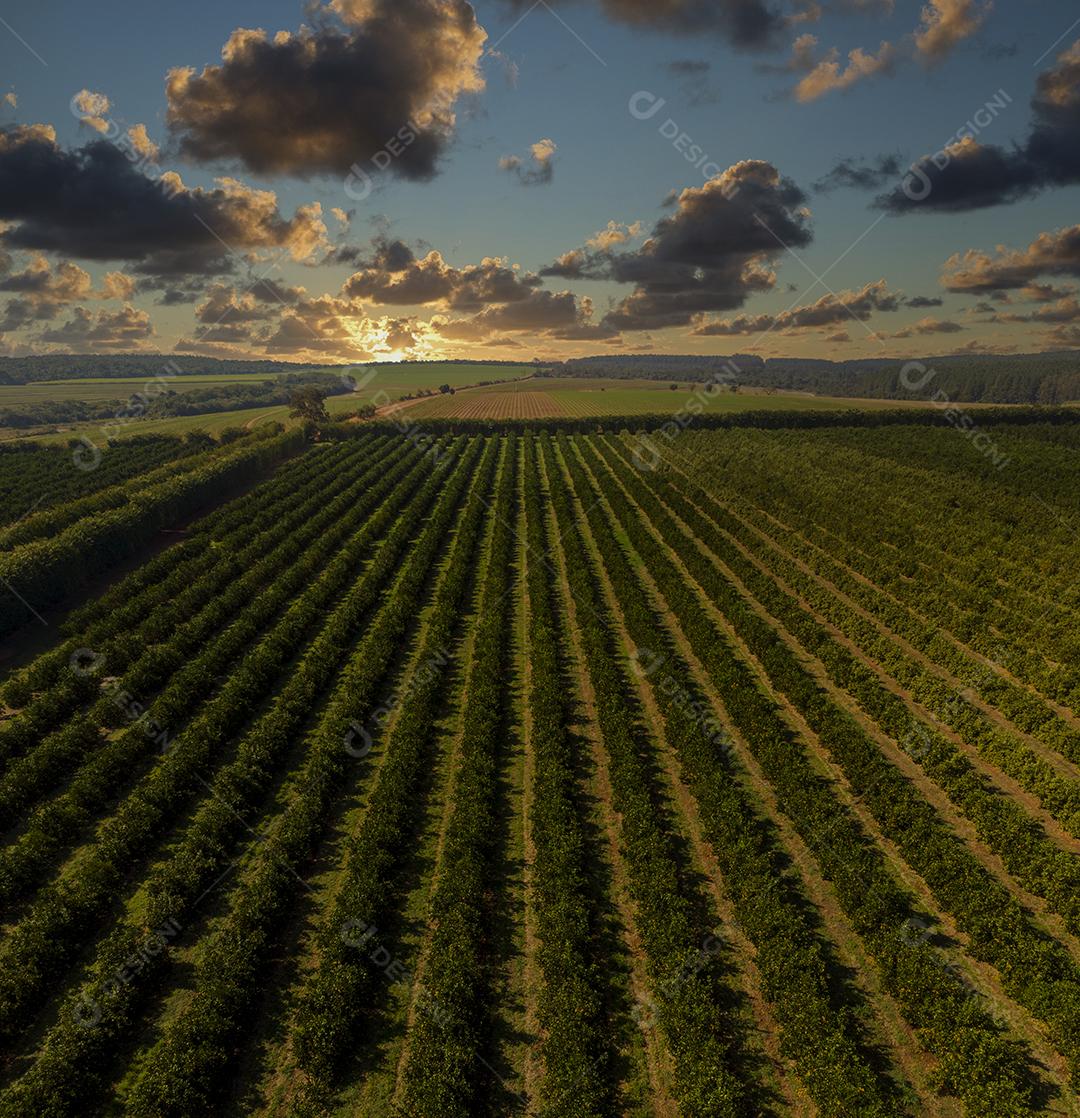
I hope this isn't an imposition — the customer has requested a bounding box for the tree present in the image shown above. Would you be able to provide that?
[289,386,330,425]
[439,383,452,395]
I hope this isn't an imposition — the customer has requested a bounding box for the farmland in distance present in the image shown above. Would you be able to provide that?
[400,375,938,419]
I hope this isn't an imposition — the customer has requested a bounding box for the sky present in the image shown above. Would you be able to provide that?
[2,0,1080,365]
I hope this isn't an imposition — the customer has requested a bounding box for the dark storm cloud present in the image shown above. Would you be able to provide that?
[1026,40,1080,187]
[0,127,327,274]
[164,0,486,178]
[544,161,812,331]
[434,289,600,341]
[877,137,1039,214]
[498,0,783,48]
[877,40,1080,214]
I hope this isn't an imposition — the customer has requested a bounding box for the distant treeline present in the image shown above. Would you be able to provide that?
[327,405,1080,438]
[0,373,350,429]
[0,354,330,384]
[0,355,540,385]
[552,352,1080,405]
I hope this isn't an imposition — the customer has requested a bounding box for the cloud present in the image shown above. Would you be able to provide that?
[177,235,609,358]
[1021,282,1074,303]
[327,240,615,343]
[904,294,944,307]
[195,281,302,325]
[914,0,991,63]
[794,39,896,101]
[500,138,557,186]
[1045,323,1080,347]
[942,225,1080,293]
[0,256,93,314]
[434,289,597,340]
[788,2,823,25]
[889,315,964,337]
[772,2,986,106]
[759,31,820,74]
[261,292,371,357]
[488,49,520,88]
[586,220,644,250]
[878,39,1080,213]
[499,0,785,48]
[952,337,1016,353]
[546,161,813,331]
[813,153,903,192]
[37,304,155,351]
[877,136,1036,213]
[165,0,486,178]
[341,238,544,307]
[127,124,160,162]
[692,279,901,335]
[253,300,452,362]
[1024,295,1080,323]
[175,278,320,353]
[0,127,329,275]
[2,93,15,109]
[663,58,721,104]
[137,275,221,306]
[1026,39,1080,188]
[72,90,111,134]
[0,256,139,332]
[983,41,1018,60]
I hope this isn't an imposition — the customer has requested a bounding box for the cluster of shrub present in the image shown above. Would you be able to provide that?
[0,374,351,430]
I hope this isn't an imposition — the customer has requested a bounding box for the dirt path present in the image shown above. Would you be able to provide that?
[242,408,286,430]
